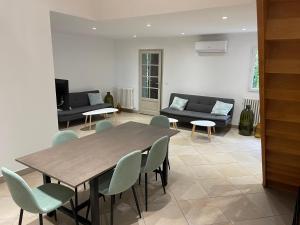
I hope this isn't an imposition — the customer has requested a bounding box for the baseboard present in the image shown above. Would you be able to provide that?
[0,167,34,183]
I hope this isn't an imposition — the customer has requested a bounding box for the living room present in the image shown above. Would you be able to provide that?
[51,5,258,126]
[1,1,299,225]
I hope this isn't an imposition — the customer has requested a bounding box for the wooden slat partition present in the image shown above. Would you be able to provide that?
[257,0,300,190]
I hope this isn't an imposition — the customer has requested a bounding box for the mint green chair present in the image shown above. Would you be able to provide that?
[52,130,85,204]
[52,130,78,146]
[150,115,171,170]
[141,136,169,211]
[150,115,170,129]
[95,120,113,133]
[86,151,142,225]
[1,167,78,225]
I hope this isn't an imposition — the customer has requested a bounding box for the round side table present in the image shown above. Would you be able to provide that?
[168,118,178,130]
[190,120,216,140]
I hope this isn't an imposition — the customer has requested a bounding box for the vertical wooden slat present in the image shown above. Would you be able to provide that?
[257,0,267,187]
[257,0,300,190]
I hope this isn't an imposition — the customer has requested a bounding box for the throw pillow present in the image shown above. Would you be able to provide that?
[211,100,233,116]
[88,93,104,105]
[170,96,188,111]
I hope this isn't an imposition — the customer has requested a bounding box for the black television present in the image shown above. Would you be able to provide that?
[55,79,69,110]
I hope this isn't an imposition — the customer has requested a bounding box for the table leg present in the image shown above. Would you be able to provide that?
[162,144,169,186]
[43,175,55,217]
[90,177,100,225]
[85,116,88,125]
[213,126,216,133]
[89,115,92,130]
[208,127,211,140]
[191,125,196,137]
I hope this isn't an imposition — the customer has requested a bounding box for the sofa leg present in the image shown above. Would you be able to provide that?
[67,121,70,128]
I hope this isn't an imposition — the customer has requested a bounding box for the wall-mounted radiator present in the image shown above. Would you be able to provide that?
[243,98,260,126]
[116,88,134,110]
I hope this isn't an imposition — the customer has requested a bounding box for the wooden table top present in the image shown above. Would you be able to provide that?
[16,121,179,187]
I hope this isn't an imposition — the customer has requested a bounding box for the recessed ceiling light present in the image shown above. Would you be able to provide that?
[92,27,97,30]
[242,27,247,31]
[146,23,152,27]
[133,35,137,38]
[222,16,228,20]
[180,32,185,35]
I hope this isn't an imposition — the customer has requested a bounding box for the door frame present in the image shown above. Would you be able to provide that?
[138,49,163,115]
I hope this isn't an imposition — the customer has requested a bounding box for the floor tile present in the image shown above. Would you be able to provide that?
[178,199,229,225]
[1,112,293,225]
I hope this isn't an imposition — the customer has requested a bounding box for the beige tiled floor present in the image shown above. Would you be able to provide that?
[0,112,296,225]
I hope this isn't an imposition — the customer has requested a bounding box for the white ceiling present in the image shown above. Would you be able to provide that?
[50,3,257,39]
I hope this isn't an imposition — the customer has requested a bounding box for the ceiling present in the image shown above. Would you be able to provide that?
[50,3,257,39]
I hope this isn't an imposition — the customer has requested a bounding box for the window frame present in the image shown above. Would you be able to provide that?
[249,46,259,92]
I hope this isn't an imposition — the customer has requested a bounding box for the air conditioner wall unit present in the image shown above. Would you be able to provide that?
[195,41,228,53]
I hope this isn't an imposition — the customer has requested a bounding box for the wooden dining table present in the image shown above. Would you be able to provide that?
[16,121,179,225]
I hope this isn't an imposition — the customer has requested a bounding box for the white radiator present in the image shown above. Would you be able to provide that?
[117,88,134,109]
[243,98,260,126]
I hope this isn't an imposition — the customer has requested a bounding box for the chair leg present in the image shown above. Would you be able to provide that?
[158,167,166,194]
[110,195,115,225]
[58,181,61,185]
[54,210,57,222]
[39,214,43,225]
[84,182,86,190]
[168,158,171,170]
[132,186,142,218]
[138,173,141,185]
[155,171,158,181]
[145,173,148,211]
[70,199,79,225]
[18,209,23,225]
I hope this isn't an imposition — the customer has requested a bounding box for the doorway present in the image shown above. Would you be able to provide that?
[139,49,163,115]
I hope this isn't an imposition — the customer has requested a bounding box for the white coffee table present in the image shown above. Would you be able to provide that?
[83,108,118,130]
[168,118,178,129]
[190,120,216,140]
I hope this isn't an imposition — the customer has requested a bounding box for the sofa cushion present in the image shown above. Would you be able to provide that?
[161,107,231,122]
[58,103,112,116]
[88,92,104,105]
[186,103,213,113]
[69,90,99,108]
[211,100,233,116]
[170,96,188,111]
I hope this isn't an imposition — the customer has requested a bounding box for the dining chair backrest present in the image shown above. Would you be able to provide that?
[108,151,142,195]
[1,167,40,213]
[95,120,113,133]
[144,136,169,173]
[150,115,170,129]
[52,130,78,146]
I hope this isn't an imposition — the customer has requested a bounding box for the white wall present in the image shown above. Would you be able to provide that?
[0,0,94,175]
[114,33,259,125]
[52,33,115,94]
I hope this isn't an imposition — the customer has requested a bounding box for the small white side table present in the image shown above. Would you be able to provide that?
[190,120,216,140]
[168,118,178,129]
[82,108,118,130]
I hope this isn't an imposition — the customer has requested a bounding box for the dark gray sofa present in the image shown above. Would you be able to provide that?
[58,90,112,124]
[160,93,234,127]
